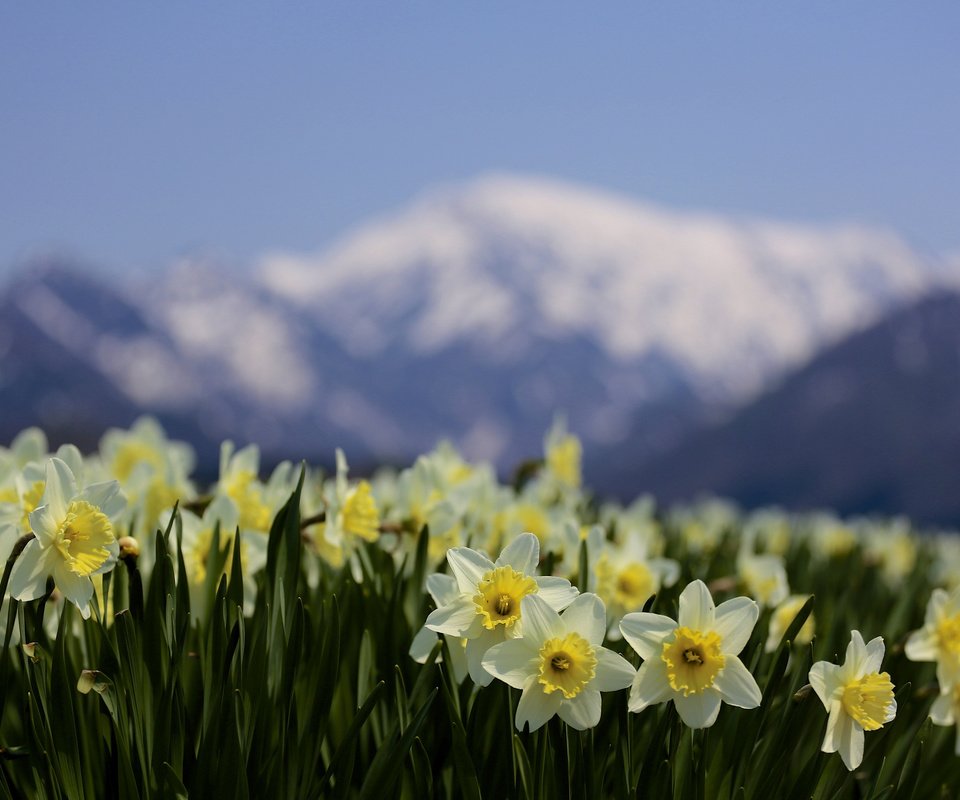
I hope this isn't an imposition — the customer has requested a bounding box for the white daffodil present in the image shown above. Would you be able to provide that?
[620,579,762,729]
[542,417,583,492]
[809,631,896,771]
[765,595,815,653]
[738,552,790,610]
[423,532,579,686]
[482,593,635,731]
[904,587,960,689]
[930,683,960,755]
[9,458,126,619]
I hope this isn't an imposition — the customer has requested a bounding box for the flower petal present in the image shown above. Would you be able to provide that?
[447,547,494,594]
[42,458,76,522]
[409,626,439,663]
[678,580,715,631]
[425,597,476,637]
[9,540,52,602]
[861,635,886,675]
[620,613,677,661]
[837,712,864,771]
[535,576,579,612]
[904,628,938,662]
[78,480,126,520]
[713,656,761,709]
[674,689,722,729]
[628,658,673,713]
[516,681,563,732]
[930,692,956,726]
[482,638,539,690]
[557,689,601,730]
[53,562,94,619]
[425,573,459,606]
[465,627,505,687]
[713,597,759,655]
[843,630,868,677]
[496,532,539,575]
[519,594,563,642]
[809,661,842,710]
[593,647,636,692]
[560,593,606,646]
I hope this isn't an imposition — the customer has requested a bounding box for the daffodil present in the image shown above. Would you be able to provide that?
[543,417,583,491]
[423,533,579,686]
[9,458,126,619]
[408,572,469,683]
[809,630,896,771]
[620,579,761,728]
[905,586,960,689]
[482,593,635,731]
[765,594,815,652]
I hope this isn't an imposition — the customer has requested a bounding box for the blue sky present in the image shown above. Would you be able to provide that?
[2,2,958,273]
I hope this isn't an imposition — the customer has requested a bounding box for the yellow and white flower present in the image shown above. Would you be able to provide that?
[620,579,761,728]
[423,532,579,686]
[482,593,635,731]
[408,572,469,683]
[765,594,815,653]
[904,587,960,690]
[9,458,126,619]
[809,630,896,771]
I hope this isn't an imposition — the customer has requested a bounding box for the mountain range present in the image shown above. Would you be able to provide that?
[1,174,958,521]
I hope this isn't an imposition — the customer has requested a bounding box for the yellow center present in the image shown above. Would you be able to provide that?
[473,566,538,629]
[20,480,46,529]
[188,529,248,586]
[112,441,165,482]
[53,500,115,577]
[547,435,582,488]
[514,504,549,544]
[223,470,271,532]
[340,481,380,542]
[538,631,597,698]
[662,627,726,696]
[770,597,816,646]
[841,672,895,731]
[614,562,656,609]
[937,613,960,662]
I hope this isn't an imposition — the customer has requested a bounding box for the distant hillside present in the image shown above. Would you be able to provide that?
[611,292,960,524]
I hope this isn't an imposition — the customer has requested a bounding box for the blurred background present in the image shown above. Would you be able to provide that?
[2,2,959,523]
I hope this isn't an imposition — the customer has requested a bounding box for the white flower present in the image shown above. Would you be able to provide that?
[809,631,896,771]
[765,595,815,653]
[409,572,469,684]
[904,587,960,689]
[620,579,762,729]
[737,553,790,609]
[482,593,635,731]
[423,533,579,686]
[10,458,126,619]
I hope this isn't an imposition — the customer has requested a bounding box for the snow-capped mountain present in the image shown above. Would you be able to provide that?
[260,174,943,404]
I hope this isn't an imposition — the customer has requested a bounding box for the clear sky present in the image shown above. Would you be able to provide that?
[2,2,958,274]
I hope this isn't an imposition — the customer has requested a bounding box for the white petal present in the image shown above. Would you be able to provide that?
[557,689,601,730]
[620,613,677,661]
[809,661,842,710]
[593,647,636,691]
[535,576,579,612]
[446,634,470,684]
[483,638,539,689]
[28,504,61,546]
[628,658,673,713]
[844,630,869,676]
[713,656,761,709]
[409,626,439,663]
[678,580,715,630]
[674,690,722,729]
[42,458,76,522]
[904,628,938,662]
[930,693,955,726]
[496,532,539,575]
[425,597,477,637]
[446,547,494,594]
[821,701,843,753]
[713,597,759,655]
[425,573,459,606]
[465,627,504,687]
[9,540,53,601]
[519,594,563,642]
[79,481,126,519]
[925,589,948,626]
[53,563,94,619]
[861,636,886,675]
[560,593,606,646]
[516,681,563,732]
[837,713,864,771]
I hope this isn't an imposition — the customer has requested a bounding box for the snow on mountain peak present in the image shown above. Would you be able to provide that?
[260,173,942,402]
